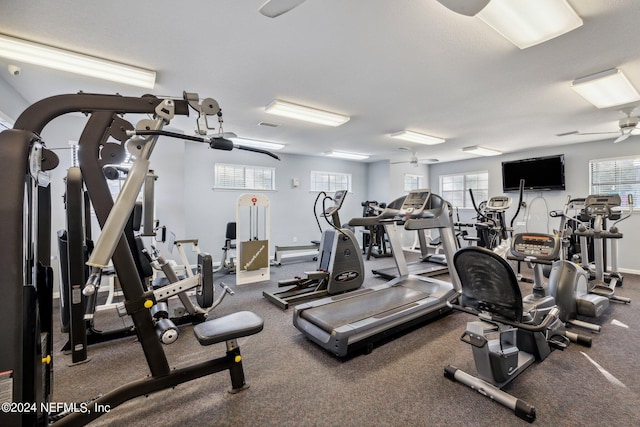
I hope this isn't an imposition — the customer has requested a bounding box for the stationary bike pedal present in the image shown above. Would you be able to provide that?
[591,285,615,298]
[548,336,568,351]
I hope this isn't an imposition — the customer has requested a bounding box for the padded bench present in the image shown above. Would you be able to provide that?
[192,310,264,393]
[194,311,264,345]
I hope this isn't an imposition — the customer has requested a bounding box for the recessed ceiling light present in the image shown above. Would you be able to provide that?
[477,0,583,49]
[265,99,350,127]
[230,137,285,150]
[325,151,369,160]
[571,68,640,109]
[390,130,445,145]
[0,33,156,88]
[462,146,502,156]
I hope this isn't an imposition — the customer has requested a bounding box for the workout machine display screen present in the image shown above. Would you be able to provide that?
[324,190,347,216]
[511,233,559,260]
[333,190,346,208]
[402,190,431,213]
[486,196,511,211]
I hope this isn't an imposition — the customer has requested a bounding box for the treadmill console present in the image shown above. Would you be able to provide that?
[510,233,560,261]
[324,190,347,216]
[400,190,431,215]
[485,196,511,212]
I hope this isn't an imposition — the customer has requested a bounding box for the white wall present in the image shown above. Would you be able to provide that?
[0,75,29,121]
[180,144,369,263]
[366,160,391,203]
[429,138,640,272]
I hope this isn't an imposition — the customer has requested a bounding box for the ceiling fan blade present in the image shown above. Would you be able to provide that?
[575,131,620,136]
[259,0,306,18]
[614,134,630,143]
[436,0,490,16]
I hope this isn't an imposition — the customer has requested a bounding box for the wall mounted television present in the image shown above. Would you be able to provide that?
[502,154,565,192]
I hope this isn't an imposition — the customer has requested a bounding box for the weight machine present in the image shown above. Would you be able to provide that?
[236,193,271,285]
[0,92,278,426]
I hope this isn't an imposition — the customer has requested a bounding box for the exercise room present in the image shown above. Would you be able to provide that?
[2,1,640,426]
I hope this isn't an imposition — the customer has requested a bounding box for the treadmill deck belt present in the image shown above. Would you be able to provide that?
[300,286,429,332]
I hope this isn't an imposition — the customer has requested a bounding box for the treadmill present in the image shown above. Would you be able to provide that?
[293,189,462,357]
[371,195,450,280]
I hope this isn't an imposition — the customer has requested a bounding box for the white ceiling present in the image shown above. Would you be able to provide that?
[1,0,639,164]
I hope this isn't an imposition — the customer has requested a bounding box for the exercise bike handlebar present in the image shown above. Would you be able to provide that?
[508,179,525,232]
[612,194,634,229]
[449,302,561,333]
[468,188,493,225]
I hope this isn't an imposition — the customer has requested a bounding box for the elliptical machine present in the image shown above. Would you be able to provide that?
[508,233,609,333]
[573,194,633,304]
[467,179,525,259]
[263,190,364,309]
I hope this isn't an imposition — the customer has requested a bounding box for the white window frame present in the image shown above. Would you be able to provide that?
[0,110,13,131]
[214,163,276,191]
[589,155,640,211]
[404,173,425,192]
[310,170,352,193]
[439,170,489,209]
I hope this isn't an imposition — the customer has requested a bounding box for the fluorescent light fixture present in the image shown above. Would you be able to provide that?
[230,137,285,150]
[0,33,156,88]
[571,68,640,109]
[390,130,445,145]
[265,100,350,127]
[477,0,583,49]
[325,151,369,160]
[462,145,502,156]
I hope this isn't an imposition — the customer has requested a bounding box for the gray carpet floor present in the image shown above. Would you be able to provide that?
[51,253,640,426]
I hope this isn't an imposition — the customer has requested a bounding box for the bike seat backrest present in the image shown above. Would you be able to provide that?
[132,201,143,232]
[453,246,523,322]
[226,222,237,240]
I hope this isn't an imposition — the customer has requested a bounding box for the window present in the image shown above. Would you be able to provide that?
[404,174,425,192]
[310,171,352,192]
[439,171,489,208]
[0,118,11,131]
[214,163,276,191]
[70,142,79,167]
[0,111,12,131]
[589,155,640,210]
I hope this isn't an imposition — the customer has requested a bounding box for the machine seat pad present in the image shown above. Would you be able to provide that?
[194,311,264,346]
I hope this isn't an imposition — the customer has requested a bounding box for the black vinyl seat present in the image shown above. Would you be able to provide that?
[453,246,523,322]
[224,222,237,250]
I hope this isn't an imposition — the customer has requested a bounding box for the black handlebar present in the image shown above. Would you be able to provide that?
[129,129,281,160]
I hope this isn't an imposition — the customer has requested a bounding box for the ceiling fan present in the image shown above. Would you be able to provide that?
[259,0,307,18]
[259,0,489,18]
[566,108,640,143]
[391,151,439,167]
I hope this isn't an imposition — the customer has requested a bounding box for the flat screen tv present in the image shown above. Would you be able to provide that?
[502,154,565,192]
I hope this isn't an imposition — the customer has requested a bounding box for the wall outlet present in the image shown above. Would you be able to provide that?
[293,236,297,242]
